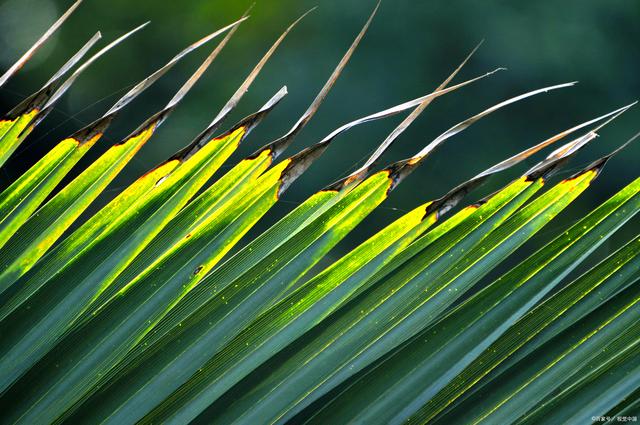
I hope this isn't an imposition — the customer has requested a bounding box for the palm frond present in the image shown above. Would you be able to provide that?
[0,5,638,425]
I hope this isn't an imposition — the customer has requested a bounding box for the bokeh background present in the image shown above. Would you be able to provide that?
[1,0,638,276]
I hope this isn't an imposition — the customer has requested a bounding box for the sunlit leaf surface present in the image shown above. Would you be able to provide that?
[0,4,638,425]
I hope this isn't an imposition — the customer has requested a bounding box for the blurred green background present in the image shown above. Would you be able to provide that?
[1,0,638,271]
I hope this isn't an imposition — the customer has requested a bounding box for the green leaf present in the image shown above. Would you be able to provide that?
[607,386,640,418]
[94,120,592,425]
[175,174,546,424]
[0,123,158,292]
[0,33,245,395]
[32,72,475,425]
[0,15,244,294]
[109,64,496,370]
[0,119,260,395]
[0,110,40,169]
[0,17,269,322]
[1,5,638,423]
[0,22,147,168]
[0,135,98,250]
[0,157,179,322]
[3,166,389,425]
[427,235,640,424]
[0,22,225,249]
[80,172,400,425]
[443,282,640,424]
[520,341,640,424]
[309,175,640,425]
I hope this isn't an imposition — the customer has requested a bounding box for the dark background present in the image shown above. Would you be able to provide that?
[1,0,638,273]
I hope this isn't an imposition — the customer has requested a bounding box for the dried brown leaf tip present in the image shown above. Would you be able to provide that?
[123,18,247,142]
[279,68,501,195]
[570,127,640,179]
[0,0,83,88]
[262,1,380,159]
[72,24,242,145]
[3,32,100,121]
[386,82,576,191]
[339,41,489,187]
[208,8,312,133]
[175,86,288,162]
[526,102,636,179]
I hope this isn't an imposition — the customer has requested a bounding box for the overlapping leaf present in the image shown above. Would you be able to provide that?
[0,4,638,425]
[97,120,602,425]
[307,159,640,425]
[0,22,238,250]
[0,20,249,395]
[129,84,584,425]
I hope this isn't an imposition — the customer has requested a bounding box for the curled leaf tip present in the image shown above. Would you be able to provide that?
[606,128,640,156]
[412,80,574,163]
[122,109,168,142]
[344,47,493,184]
[324,69,505,191]
[525,102,637,179]
[560,131,637,182]
[426,127,601,218]
[380,81,575,192]
[588,102,636,134]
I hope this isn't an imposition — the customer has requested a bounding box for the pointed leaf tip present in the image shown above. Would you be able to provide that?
[427,123,608,218]
[43,31,102,87]
[263,0,380,158]
[103,19,248,117]
[323,68,505,191]
[525,102,637,179]
[346,52,499,181]
[163,17,249,112]
[438,39,484,88]
[175,86,288,161]
[2,31,100,123]
[0,0,84,88]
[43,23,148,111]
[207,9,308,131]
[589,101,637,133]
[282,70,503,194]
[605,128,640,157]
[377,81,574,191]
